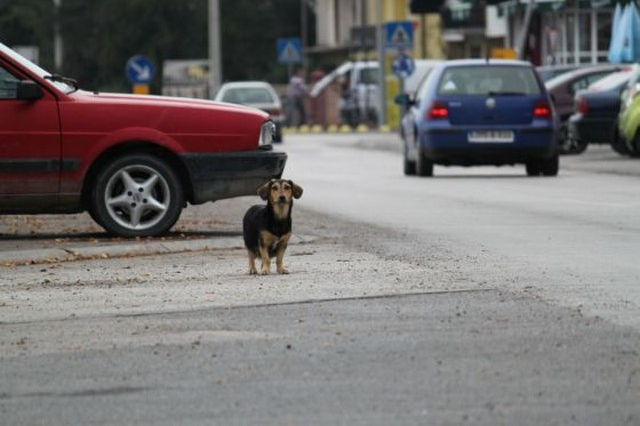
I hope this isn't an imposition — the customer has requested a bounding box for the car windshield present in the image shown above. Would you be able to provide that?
[437,65,541,96]
[222,87,274,104]
[0,42,76,94]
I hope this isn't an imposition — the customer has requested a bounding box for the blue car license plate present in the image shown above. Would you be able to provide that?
[468,130,514,143]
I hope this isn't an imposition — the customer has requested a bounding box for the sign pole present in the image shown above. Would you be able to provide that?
[376,0,386,129]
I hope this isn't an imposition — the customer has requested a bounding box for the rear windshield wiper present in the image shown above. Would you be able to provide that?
[45,73,79,91]
[487,91,527,96]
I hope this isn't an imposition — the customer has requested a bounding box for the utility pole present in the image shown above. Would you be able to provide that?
[376,0,387,129]
[208,0,222,98]
[53,0,63,71]
[301,0,308,76]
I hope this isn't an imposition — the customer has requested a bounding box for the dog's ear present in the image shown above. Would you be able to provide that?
[290,181,303,199]
[258,181,272,200]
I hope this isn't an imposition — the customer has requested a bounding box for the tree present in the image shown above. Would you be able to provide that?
[0,0,309,93]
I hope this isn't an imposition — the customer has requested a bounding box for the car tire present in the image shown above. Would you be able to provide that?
[558,123,571,154]
[90,154,184,238]
[630,131,640,158]
[404,156,416,175]
[403,127,417,175]
[540,154,559,176]
[526,161,541,176]
[611,128,631,156]
[573,139,588,154]
[416,149,434,177]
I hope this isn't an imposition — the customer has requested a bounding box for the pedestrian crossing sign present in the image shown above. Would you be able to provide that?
[385,21,414,49]
[277,38,302,64]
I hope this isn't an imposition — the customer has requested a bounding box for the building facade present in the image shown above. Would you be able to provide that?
[443,0,616,66]
[310,0,617,67]
[309,0,446,70]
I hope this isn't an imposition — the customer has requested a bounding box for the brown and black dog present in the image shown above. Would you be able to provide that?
[243,179,303,275]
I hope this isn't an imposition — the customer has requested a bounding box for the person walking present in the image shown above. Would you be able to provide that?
[287,67,308,127]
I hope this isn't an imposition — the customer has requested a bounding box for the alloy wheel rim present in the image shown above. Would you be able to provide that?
[103,164,170,231]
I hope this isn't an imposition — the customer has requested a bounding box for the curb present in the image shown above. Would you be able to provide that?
[283,125,393,135]
[0,234,315,267]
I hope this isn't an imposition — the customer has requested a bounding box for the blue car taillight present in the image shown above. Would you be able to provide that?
[427,101,449,120]
[533,99,552,119]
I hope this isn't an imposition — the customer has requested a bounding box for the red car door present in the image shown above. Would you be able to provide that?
[0,64,61,202]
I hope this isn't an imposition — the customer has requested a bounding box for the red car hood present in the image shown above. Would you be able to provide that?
[78,90,268,117]
[59,91,271,153]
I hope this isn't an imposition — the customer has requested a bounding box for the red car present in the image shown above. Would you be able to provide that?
[0,43,286,237]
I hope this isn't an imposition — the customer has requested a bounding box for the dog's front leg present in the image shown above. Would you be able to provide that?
[276,234,291,274]
[259,244,271,275]
[247,250,258,275]
[258,231,274,275]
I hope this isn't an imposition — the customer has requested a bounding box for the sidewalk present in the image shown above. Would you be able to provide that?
[0,194,315,267]
[0,197,253,267]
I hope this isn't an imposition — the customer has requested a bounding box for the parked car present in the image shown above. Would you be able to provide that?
[214,81,285,142]
[545,64,625,153]
[0,42,287,237]
[395,59,559,177]
[567,66,636,154]
[616,65,640,156]
[310,60,440,127]
[536,64,582,82]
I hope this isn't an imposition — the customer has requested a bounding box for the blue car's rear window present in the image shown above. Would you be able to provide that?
[437,65,541,96]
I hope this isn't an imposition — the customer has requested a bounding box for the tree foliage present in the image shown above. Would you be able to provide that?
[0,0,309,93]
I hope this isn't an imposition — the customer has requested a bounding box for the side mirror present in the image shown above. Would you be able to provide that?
[17,80,43,101]
[394,93,413,106]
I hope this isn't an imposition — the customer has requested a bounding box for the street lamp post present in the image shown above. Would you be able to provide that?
[208,0,222,98]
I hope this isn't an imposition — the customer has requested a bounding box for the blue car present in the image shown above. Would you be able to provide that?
[396,59,559,177]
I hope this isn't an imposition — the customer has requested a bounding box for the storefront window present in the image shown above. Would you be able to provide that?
[578,13,592,63]
[566,13,575,63]
[578,14,591,51]
[597,11,613,52]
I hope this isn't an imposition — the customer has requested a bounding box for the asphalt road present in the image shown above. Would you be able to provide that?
[1,135,639,425]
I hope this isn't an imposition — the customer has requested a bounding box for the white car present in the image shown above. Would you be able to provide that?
[215,81,284,142]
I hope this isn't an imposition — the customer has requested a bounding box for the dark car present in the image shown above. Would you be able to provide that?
[396,59,559,177]
[0,42,287,238]
[567,67,636,154]
[545,64,625,153]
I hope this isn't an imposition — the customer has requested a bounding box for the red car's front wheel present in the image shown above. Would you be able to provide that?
[90,154,184,237]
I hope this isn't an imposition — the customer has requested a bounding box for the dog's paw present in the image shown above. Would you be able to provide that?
[260,269,271,275]
[277,267,289,274]
[249,269,258,275]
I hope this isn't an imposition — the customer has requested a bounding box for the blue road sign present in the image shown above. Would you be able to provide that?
[392,53,415,79]
[385,21,414,50]
[126,55,156,84]
[277,38,302,64]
